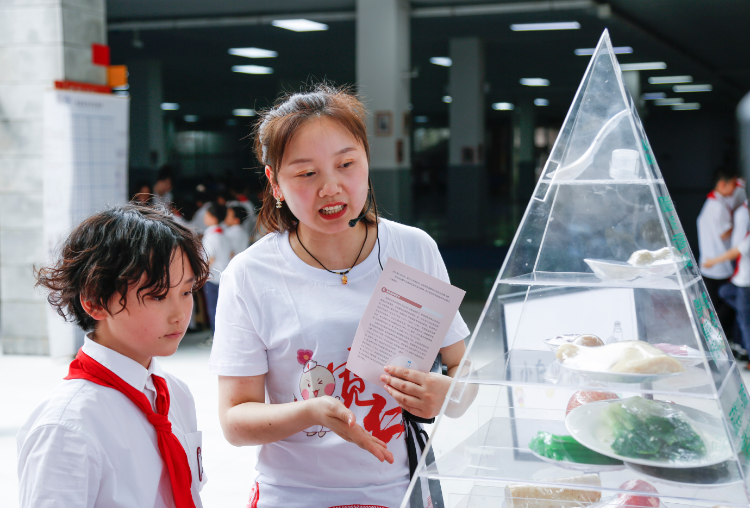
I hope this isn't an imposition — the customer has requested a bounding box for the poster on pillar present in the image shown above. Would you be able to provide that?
[43,90,129,357]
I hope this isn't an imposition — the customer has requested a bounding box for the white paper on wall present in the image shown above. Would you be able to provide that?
[43,90,129,357]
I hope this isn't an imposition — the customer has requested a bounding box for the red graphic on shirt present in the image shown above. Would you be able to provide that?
[294,349,405,443]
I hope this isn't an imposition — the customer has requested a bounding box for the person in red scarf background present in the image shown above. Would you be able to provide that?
[17,203,210,508]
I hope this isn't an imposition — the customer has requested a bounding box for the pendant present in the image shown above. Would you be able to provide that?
[342,274,348,285]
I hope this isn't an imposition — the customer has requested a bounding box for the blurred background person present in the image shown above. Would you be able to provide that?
[201,202,231,343]
[224,205,250,257]
[131,181,152,205]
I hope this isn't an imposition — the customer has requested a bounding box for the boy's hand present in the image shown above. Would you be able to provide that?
[381,365,452,420]
[308,396,394,464]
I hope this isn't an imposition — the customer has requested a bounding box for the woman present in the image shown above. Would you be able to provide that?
[209,85,470,508]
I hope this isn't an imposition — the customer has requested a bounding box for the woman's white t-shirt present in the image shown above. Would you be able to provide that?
[208,219,470,508]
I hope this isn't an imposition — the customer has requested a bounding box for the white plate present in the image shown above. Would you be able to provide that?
[529,449,625,472]
[566,400,733,469]
[625,460,742,487]
[584,258,680,281]
[559,362,683,384]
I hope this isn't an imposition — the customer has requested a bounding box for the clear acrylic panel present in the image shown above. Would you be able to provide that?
[402,30,750,508]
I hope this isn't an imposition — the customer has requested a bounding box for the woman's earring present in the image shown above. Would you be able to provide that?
[276,196,283,209]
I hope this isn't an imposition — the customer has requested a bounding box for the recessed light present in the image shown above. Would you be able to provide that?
[511,22,580,31]
[113,91,129,97]
[534,98,549,106]
[642,92,666,100]
[414,116,429,123]
[648,75,692,84]
[520,78,549,86]
[672,103,700,110]
[654,98,684,106]
[492,102,514,111]
[271,19,328,32]
[430,57,452,67]
[575,46,632,56]
[442,96,452,103]
[112,84,130,91]
[673,84,712,92]
[233,109,256,117]
[184,115,199,122]
[161,103,180,110]
[232,65,274,75]
[620,62,667,71]
[228,47,278,58]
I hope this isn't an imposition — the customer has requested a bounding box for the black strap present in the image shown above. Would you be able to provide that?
[403,410,433,478]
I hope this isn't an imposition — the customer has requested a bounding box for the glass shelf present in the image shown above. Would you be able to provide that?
[545,178,666,186]
[499,272,702,290]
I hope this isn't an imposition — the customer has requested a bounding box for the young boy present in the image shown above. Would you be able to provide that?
[202,202,231,335]
[698,167,738,337]
[224,205,250,257]
[19,204,210,508]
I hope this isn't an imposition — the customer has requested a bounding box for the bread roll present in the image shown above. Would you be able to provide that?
[505,474,601,508]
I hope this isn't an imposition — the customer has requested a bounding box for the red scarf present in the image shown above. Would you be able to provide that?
[65,349,196,508]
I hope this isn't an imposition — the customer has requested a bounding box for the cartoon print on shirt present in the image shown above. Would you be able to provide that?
[296,349,337,437]
[294,348,405,443]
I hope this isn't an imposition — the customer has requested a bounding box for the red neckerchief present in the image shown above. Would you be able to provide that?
[65,349,196,508]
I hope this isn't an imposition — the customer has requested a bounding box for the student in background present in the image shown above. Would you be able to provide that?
[190,186,211,235]
[20,204,210,507]
[132,181,152,205]
[153,165,175,207]
[202,203,231,337]
[698,167,738,337]
[224,205,250,257]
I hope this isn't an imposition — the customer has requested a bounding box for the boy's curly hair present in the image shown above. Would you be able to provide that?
[35,203,210,331]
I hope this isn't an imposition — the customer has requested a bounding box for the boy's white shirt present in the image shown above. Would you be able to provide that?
[698,191,734,279]
[17,336,206,508]
[202,224,232,283]
[224,223,249,257]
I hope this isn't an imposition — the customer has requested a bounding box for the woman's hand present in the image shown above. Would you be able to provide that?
[307,396,394,464]
[380,366,452,419]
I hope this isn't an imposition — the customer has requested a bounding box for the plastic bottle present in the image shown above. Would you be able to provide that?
[606,321,624,344]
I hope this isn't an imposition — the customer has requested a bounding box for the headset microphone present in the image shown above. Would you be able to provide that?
[348,188,374,227]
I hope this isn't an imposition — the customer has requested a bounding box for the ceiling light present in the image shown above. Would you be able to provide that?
[430,57,452,67]
[575,46,632,56]
[520,78,549,86]
[228,47,278,58]
[673,84,712,92]
[620,62,667,71]
[113,91,129,97]
[161,103,180,110]
[492,102,514,111]
[184,115,199,122]
[414,116,429,123]
[672,103,700,110]
[232,65,274,75]
[642,92,666,100]
[654,98,684,106]
[271,19,328,32]
[233,109,256,117]
[442,96,452,103]
[510,22,580,31]
[112,84,129,91]
[648,75,692,84]
[534,98,549,106]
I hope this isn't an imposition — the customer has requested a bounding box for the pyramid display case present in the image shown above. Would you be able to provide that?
[402,31,750,508]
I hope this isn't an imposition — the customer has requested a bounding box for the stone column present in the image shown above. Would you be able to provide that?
[448,37,485,242]
[356,0,411,222]
[0,0,107,354]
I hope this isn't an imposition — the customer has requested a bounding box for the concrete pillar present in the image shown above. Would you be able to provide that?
[0,0,107,354]
[448,38,485,242]
[356,0,411,222]
[127,59,164,172]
